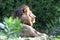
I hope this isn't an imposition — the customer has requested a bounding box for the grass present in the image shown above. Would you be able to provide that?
[55,37,60,40]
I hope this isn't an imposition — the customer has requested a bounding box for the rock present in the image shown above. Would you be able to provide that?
[0,35,7,40]
[0,23,8,32]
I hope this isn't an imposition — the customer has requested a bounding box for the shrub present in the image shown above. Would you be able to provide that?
[3,17,21,37]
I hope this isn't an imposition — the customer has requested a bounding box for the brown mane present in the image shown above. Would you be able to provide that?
[13,5,36,26]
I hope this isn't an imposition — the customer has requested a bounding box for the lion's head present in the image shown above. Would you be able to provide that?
[13,5,36,26]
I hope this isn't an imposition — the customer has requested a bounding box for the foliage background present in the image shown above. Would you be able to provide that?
[0,0,60,36]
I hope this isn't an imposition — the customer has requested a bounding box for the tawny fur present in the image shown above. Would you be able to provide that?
[13,5,36,26]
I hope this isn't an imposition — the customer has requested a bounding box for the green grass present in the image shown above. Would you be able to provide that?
[55,37,60,40]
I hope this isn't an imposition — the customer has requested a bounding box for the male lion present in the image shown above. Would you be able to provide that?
[13,5,36,26]
[12,5,48,38]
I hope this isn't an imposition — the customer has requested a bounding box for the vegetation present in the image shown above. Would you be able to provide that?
[0,0,60,40]
[3,17,21,37]
[55,37,60,40]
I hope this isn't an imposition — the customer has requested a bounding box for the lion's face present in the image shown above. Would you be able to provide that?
[28,11,36,23]
[24,6,36,23]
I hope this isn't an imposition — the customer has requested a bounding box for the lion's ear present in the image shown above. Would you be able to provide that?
[23,8,27,13]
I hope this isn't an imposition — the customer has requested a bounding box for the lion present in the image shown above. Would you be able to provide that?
[13,5,36,26]
[12,5,48,37]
